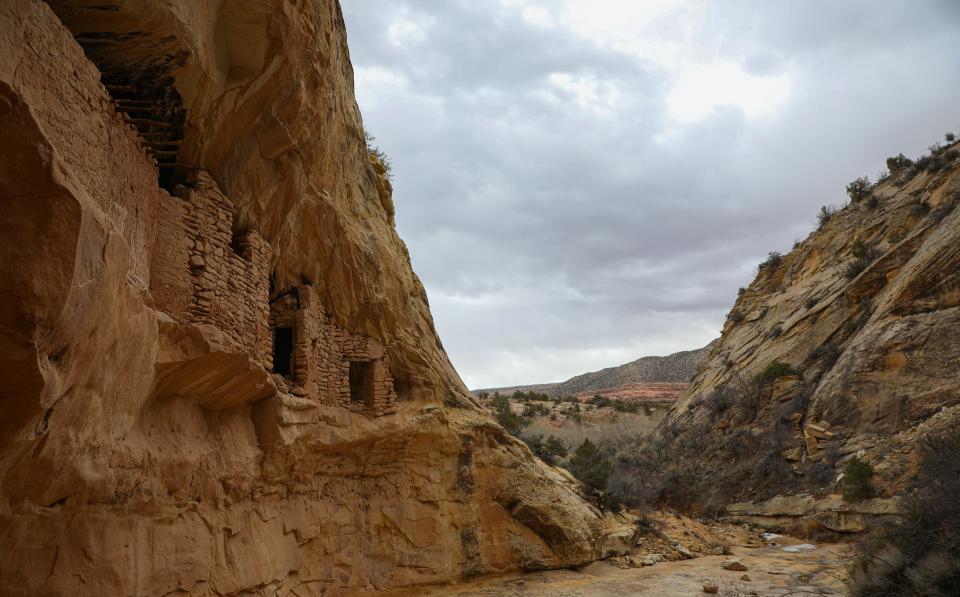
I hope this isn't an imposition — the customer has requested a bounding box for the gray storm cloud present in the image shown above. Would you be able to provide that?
[341,0,960,388]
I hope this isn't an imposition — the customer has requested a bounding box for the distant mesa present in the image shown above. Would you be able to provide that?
[473,339,718,402]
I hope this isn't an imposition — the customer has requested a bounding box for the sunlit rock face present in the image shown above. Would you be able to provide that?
[0,2,630,595]
[659,135,960,512]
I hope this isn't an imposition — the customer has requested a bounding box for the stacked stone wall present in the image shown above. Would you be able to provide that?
[151,172,395,415]
[269,285,397,415]
[150,172,271,363]
[151,197,193,320]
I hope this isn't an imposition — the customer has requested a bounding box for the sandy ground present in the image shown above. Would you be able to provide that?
[382,538,849,597]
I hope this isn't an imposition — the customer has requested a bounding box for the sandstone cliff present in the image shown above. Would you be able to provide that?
[653,139,960,521]
[0,2,630,595]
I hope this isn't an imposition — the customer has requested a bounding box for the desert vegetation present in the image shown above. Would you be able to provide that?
[479,390,668,509]
[846,176,872,202]
[364,132,393,179]
[842,456,875,503]
[848,431,960,596]
[846,239,882,279]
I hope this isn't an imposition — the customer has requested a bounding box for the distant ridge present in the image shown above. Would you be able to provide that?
[474,340,718,397]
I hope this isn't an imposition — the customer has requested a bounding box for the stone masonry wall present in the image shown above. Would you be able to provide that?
[270,285,397,415]
[150,171,272,363]
[151,171,396,415]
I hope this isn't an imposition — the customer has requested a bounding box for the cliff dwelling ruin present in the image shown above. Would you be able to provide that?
[149,174,399,415]
[39,2,400,417]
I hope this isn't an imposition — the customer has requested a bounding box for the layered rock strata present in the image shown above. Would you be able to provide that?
[0,2,628,595]
[660,135,960,512]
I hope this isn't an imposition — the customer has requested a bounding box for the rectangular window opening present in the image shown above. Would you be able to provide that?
[349,361,374,405]
[273,326,294,377]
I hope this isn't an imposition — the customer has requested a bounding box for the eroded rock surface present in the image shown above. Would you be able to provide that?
[657,130,960,517]
[0,2,627,595]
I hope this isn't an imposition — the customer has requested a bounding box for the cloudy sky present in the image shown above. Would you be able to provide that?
[340,1,960,389]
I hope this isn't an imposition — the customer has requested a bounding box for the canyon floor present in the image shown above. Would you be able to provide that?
[409,543,847,597]
[375,515,850,597]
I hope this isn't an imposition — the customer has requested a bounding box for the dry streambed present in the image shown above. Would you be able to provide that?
[413,544,846,596]
[379,522,849,597]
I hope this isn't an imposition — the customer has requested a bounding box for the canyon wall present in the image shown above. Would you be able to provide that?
[0,2,630,595]
[657,138,960,519]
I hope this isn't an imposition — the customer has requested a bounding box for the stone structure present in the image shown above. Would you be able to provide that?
[149,169,397,415]
[151,171,272,364]
[269,285,397,415]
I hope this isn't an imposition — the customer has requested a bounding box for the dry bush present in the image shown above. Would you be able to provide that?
[848,431,960,596]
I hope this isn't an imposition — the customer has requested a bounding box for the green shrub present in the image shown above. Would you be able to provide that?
[613,400,641,414]
[842,456,875,502]
[544,435,568,460]
[759,251,783,271]
[492,393,527,436]
[915,153,948,172]
[568,439,611,492]
[511,389,552,402]
[768,325,783,339]
[522,402,550,418]
[567,439,618,510]
[886,153,913,176]
[588,394,612,408]
[756,361,795,385]
[804,296,819,310]
[728,310,745,325]
[524,434,568,465]
[946,132,956,143]
[847,176,871,202]
[847,241,881,279]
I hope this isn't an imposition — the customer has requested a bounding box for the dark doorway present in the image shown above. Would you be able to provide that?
[349,361,374,405]
[273,327,294,377]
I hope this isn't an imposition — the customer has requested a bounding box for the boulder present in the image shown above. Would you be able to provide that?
[722,559,749,571]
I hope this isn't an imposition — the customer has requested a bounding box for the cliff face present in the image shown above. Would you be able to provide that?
[658,140,960,520]
[0,2,629,595]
